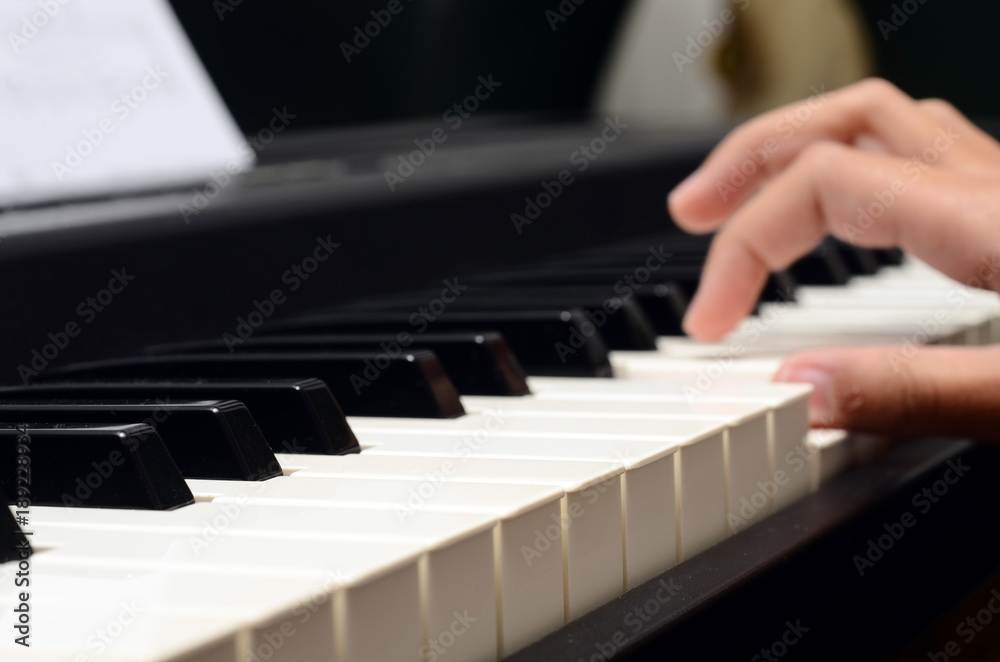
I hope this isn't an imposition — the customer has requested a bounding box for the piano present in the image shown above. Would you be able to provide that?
[4,2,1000,661]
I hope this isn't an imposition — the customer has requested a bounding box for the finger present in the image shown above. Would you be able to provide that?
[772,345,1000,442]
[917,98,1000,172]
[681,142,1000,340]
[669,78,972,229]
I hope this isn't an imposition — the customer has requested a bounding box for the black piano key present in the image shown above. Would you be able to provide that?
[338,289,658,351]
[44,353,466,418]
[452,300,657,351]
[643,282,688,335]
[267,311,614,378]
[761,271,798,303]
[0,380,359,456]
[0,402,280,482]
[829,240,881,276]
[442,291,663,347]
[0,424,194,510]
[151,334,530,398]
[787,246,853,286]
[0,485,31,564]
[872,248,906,266]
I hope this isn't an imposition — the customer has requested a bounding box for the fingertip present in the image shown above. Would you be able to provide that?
[772,360,836,427]
[681,295,735,342]
[668,173,726,232]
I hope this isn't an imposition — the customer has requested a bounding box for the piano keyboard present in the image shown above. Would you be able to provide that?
[2,241,998,662]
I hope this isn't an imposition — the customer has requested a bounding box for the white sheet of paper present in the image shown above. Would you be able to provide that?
[0,0,255,206]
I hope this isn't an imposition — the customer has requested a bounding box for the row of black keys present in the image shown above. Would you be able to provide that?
[0,236,900,562]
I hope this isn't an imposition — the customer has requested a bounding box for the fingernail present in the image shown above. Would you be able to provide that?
[776,367,836,426]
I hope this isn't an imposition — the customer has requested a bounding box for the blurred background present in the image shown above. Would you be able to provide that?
[167,0,1000,135]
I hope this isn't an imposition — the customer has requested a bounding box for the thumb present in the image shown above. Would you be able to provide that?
[772,345,1000,442]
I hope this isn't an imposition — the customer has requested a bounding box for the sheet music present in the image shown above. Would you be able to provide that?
[0,0,254,206]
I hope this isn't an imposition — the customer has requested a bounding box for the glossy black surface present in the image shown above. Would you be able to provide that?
[337,291,658,351]
[0,401,279,481]
[269,311,614,378]
[43,353,466,419]
[0,424,194,510]
[0,380,360,456]
[151,334,530,398]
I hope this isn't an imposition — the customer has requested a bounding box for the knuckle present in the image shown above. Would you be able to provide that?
[919,97,957,115]
[856,77,904,102]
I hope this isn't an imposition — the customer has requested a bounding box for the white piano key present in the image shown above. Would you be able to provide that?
[527,379,812,512]
[751,318,970,345]
[805,429,853,492]
[13,529,423,662]
[459,395,773,531]
[756,305,993,345]
[10,560,343,662]
[358,436,634,615]
[0,591,241,662]
[348,410,711,443]
[654,333,932,358]
[278,452,629,619]
[359,424,723,584]
[27,504,496,662]
[350,412,728,568]
[188,476,565,657]
[610,354,783,382]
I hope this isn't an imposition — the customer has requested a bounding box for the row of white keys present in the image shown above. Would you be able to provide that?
[276,453,626,622]
[0,525,425,662]
[349,414,725,568]
[22,503,499,662]
[458,396,773,529]
[186,476,565,656]
[522,379,812,510]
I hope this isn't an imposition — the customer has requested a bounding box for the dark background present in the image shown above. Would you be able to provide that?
[167,0,1000,134]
